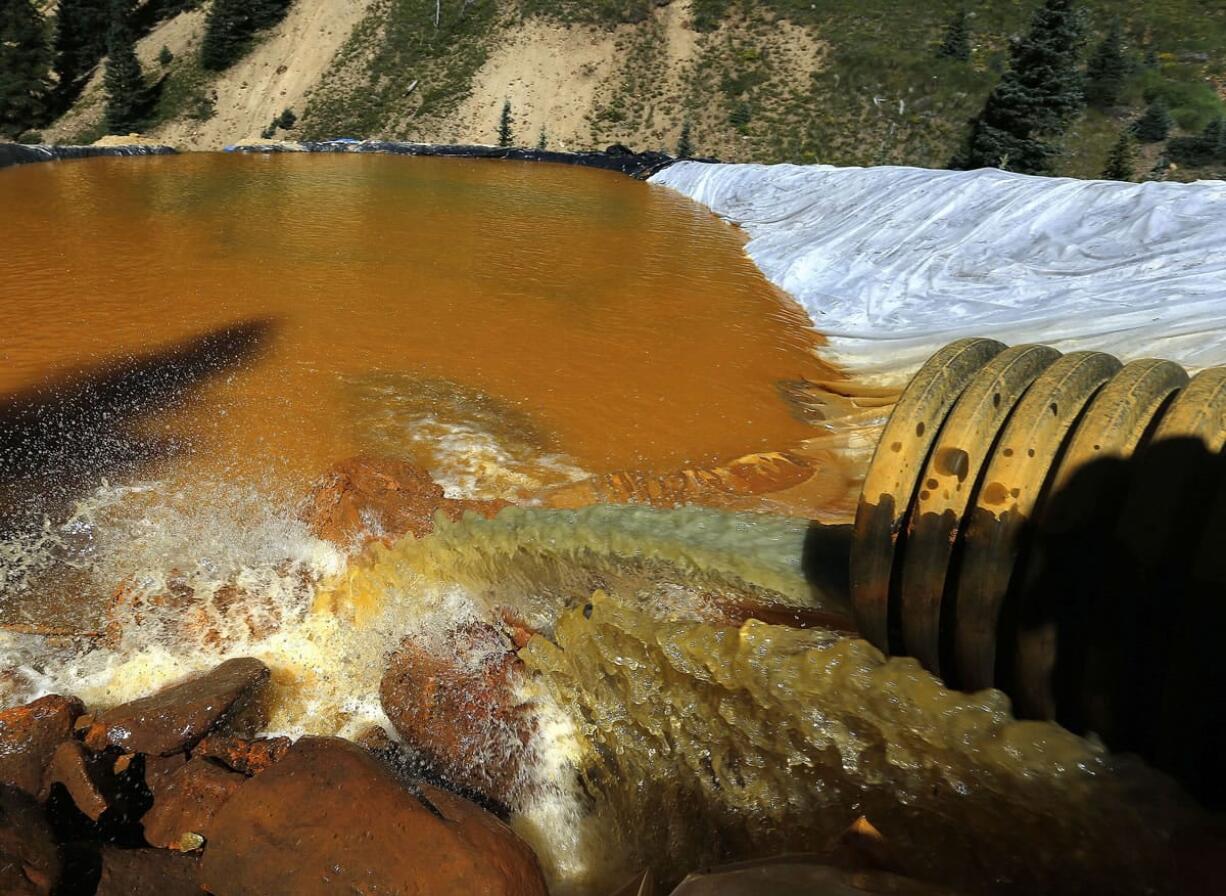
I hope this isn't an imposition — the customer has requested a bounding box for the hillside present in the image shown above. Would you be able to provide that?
[26,0,1226,179]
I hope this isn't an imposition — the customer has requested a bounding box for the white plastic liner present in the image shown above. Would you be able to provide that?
[651,161,1226,383]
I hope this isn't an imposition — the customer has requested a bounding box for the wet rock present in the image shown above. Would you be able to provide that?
[0,786,59,895]
[668,857,958,895]
[142,753,188,793]
[201,736,547,896]
[0,695,84,796]
[83,658,270,756]
[304,456,508,548]
[42,741,110,822]
[141,757,246,850]
[97,847,200,896]
[192,733,290,776]
[380,622,532,807]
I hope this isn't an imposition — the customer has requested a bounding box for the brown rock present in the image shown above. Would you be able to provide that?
[0,695,84,796]
[380,622,532,807]
[201,736,547,896]
[83,658,270,756]
[303,456,507,548]
[192,733,290,776]
[0,786,59,895]
[41,741,110,822]
[142,757,246,850]
[97,847,201,896]
[143,753,188,793]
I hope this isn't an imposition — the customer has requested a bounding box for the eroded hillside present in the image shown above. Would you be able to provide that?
[36,0,1226,178]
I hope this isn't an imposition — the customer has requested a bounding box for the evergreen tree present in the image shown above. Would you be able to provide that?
[953,0,1087,175]
[676,118,693,158]
[1085,18,1127,107]
[103,4,145,134]
[201,0,246,70]
[249,0,291,31]
[53,0,111,95]
[536,127,546,151]
[1131,96,1172,142]
[937,9,972,62]
[1101,128,1136,180]
[497,99,513,147]
[201,0,289,71]
[0,0,51,137]
[158,45,173,66]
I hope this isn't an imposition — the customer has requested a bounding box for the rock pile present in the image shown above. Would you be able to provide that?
[0,659,548,895]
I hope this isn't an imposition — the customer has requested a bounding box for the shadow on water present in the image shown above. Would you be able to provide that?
[0,319,276,535]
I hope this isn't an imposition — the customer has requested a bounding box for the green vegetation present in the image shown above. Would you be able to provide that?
[1085,18,1126,107]
[0,0,50,137]
[497,99,513,146]
[201,0,292,71]
[303,0,498,140]
[103,4,147,134]
[1101,128,1136,179]
[52,0,111,100]
[1133,97,1173,142]
[954,0,1087,175]
[937,10,971,62]
[158,45,174,67]
[147,55,214,126]
[677,118,693,158]
[1168,115,1226,168]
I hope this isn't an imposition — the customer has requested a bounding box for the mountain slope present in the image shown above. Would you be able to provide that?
[38,0,1226,180]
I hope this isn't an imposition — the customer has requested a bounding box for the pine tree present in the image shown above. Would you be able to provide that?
[103,4,145,134]
[201,0,290,72]
[937,9,971,62]
[676,118,693,158]
[536,127,547,151]
[1085,18,1127,107]
[497,99,513,147]
[0,0,51,137]
[53,0,111,96]
[201,0,247,71]
[953,0,1087,175]
[249,0,291,31]
[1131,97,1172,143]
[1102,129,1136,181]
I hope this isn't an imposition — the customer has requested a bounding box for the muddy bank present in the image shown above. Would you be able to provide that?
[225,140,683,179]
[0,144,177,171]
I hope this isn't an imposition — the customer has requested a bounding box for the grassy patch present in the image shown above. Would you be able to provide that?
[303,0,498,140]
[148,57,215,127]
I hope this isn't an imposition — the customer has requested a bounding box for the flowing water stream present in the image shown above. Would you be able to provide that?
[0,154,1210,895]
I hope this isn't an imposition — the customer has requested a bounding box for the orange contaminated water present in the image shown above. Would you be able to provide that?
[0,153,831,616]
[0,154,826,482]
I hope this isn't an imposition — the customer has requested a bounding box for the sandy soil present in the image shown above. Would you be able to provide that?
[43,0,822,158]
[152,0,373,149]
[44,0,371,149]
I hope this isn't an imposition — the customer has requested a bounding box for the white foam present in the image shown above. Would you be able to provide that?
[651,162,1226,383]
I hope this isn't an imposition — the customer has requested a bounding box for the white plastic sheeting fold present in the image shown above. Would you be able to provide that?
[651,162,1226,382]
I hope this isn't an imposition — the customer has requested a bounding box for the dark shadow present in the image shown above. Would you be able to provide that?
[801,521,853,615]
[0,319,276,532]
[1006,436,1226,809]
